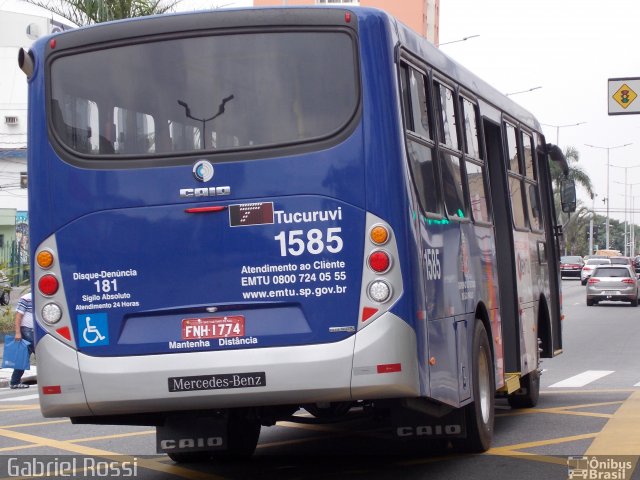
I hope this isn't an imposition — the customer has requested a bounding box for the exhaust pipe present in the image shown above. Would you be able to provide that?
[18,48,34,78]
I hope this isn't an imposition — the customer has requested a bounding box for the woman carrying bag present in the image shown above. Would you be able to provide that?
[10,292,34,389]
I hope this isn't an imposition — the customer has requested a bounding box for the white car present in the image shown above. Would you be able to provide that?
[581,258,611,285]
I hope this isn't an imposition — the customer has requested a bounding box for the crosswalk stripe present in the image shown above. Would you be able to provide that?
[0,394,39,402]
[549,370,614,388]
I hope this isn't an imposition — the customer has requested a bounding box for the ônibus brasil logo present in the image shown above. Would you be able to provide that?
[193,160,214,182]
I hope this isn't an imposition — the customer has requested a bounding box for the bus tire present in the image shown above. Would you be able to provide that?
[168,452,212,463]
[304,402,353,419]
[461,321,495,453]
[219,411,262,459]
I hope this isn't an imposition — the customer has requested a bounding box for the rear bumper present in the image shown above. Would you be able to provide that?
[587,292,637,302]
[560,269,581,277]
[37,312,420,418]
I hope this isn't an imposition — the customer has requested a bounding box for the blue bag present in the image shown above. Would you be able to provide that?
[2,335,31,371]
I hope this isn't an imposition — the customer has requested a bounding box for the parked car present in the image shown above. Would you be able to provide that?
[586,265,639,306]
[0,270,9,306]
[560,255,585,278]
[581,258,611,285]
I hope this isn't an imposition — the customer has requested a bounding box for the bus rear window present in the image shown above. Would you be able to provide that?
[49,30,358,158]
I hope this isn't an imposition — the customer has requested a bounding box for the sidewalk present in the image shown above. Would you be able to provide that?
[0,366,37,388]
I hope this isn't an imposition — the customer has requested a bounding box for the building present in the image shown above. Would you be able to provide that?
[252,0,439,44]
[0,0,73,280]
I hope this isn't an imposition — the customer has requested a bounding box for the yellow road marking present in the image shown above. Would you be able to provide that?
[67,430,155,444]
[486,451,568,467]
[0,406,40,412]
[587,390,640,455]
[0,419,69,429]
[277,421,344,432]
[490,432,598,452]
[498,400,622,420]
[541,388,637,394]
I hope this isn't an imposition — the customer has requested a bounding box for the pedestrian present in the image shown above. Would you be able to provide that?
[10,292,34,389]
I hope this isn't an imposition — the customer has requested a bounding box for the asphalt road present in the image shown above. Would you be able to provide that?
[0,279,639,479]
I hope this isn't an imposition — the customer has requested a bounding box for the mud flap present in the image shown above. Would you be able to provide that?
[156,414,228,454]
[392,406,466,440]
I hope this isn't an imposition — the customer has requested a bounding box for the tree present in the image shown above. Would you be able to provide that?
[25,0,181,26]
[549,146,594,255]
[550,146,594,199]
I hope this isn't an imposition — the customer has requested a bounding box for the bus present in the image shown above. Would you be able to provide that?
[20,6,575,459]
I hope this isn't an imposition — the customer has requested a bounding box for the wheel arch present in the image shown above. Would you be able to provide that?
[474,301,494,365]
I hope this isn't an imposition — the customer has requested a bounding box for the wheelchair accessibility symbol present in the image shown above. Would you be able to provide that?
[77,313,109,347]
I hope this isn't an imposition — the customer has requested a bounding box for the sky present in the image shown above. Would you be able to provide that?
[438,0,640,222]
[171,0,640,221]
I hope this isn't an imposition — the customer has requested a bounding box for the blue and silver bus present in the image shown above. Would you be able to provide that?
[20,6,575,459]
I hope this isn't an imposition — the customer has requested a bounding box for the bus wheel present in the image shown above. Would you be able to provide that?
[219,411,261,459]
[304,402,352,419]
[168,452,212,463]
[461,321,495,453]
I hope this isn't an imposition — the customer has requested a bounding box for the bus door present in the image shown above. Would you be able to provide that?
[482,119,521,375]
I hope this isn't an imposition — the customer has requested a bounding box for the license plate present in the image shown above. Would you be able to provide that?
[182,316,245,340]
[604,291,620,296]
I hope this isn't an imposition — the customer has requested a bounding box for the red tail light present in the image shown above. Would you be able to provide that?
[368,250,391,273]
[587,278,600,285]
[38,274,59,295]
[622,278,636,284]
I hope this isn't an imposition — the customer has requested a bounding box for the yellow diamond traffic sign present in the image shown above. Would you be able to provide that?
[612,83,638,109]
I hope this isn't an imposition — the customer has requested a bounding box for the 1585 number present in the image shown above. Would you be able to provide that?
[274,228,343,257]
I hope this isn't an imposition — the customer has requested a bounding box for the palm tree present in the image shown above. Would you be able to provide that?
[549,146,594,255]
[550,146,594,199]
[25,0,181,26]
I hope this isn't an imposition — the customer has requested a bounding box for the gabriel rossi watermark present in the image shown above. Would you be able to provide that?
[6,457,138,477]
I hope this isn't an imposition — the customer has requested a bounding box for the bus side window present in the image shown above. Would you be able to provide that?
[435,82,466,219]
[505,122,528,230]
[461,98,491,224]
[523,132,543,231]
[400,62,439,214]
[440,151,466,218]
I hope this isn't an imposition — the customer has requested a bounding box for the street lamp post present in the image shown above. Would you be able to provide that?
[614,179,640,256]
[585,143,633,250]
[541,122,586,146]
[505,86,542,97]
[613,167,640,255]
[439,34,480,46]
[630,190,640,257]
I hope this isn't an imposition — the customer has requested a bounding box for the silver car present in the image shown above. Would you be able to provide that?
[580,258,611,285]
[586,265,639,306]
